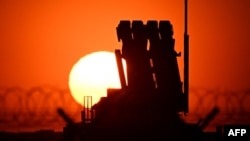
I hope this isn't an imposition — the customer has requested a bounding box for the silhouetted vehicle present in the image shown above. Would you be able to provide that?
[60,1,222,141]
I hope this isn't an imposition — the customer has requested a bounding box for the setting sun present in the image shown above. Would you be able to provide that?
[69,51,126,106]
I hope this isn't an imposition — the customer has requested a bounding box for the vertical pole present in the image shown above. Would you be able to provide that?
[86,97,88,121]
[82,97,85,123]
[90,96,93,121]
[87,96,89,122]
[184,0,188,34]
[184,0,189,114]
[115,49,127,88]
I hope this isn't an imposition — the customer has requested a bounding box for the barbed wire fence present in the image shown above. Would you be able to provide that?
[186,87,250,131]
[0,86,250,132]
[0,85,82,132]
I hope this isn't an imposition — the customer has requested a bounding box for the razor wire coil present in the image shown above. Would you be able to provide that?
[0,86,250,131]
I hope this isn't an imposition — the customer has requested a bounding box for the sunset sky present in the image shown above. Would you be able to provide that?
[0,0,249,90]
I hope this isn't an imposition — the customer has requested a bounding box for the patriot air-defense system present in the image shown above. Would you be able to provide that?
[59,1,221,141]
[90,20,189,140]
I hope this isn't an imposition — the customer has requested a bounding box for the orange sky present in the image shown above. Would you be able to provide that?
[0,0,250,90]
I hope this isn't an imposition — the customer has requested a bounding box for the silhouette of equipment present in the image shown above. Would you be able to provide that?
[58,19,221,141]
[57,1,222,140]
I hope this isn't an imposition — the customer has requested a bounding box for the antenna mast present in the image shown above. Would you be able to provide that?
[184,0,189,114]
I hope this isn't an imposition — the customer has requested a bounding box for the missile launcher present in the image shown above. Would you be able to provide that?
[60,1,222,141]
